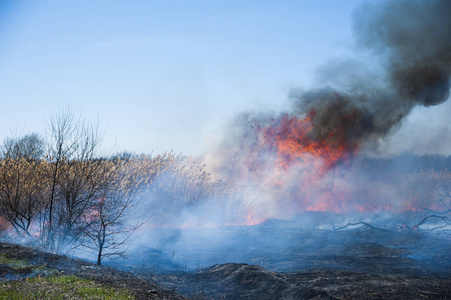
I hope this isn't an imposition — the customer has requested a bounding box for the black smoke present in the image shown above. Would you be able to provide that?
[289,0,451,150]
[355,0,451,107]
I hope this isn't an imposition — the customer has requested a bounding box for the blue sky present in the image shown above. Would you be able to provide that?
[0,0,420,155]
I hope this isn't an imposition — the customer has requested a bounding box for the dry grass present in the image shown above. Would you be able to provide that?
[0,275,134,299]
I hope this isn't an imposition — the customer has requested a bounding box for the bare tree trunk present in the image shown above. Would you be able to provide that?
[97,225,106,265]
[97,242,103,265]
[48,158,59,250]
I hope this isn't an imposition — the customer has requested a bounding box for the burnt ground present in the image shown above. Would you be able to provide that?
[157,264,451,300]
[106,220,451,299]
[0,242,186,299]
[117,224,451,276]
[2,221,450,299]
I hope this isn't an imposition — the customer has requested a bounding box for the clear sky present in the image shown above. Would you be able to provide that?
[2,0,446,156]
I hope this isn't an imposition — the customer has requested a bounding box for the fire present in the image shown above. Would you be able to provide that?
[136,106,445,229]
[260,111,357,172]
[225,210,267,226]
[230,108,440,217]
[235,109,359,215]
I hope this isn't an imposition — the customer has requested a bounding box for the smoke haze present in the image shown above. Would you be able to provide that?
[121,0,451,274]
[201,0,451,219]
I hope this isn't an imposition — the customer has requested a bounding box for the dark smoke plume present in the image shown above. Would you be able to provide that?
[289,0,451,151]
[355,0,451,107]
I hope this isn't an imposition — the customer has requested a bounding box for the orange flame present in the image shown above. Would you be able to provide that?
[236,110,436,216]
[261,111,357,172]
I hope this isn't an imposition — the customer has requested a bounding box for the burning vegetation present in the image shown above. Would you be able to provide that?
[204,0,451,222]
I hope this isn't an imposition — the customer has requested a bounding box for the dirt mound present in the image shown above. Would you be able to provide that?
[0,242,185,299]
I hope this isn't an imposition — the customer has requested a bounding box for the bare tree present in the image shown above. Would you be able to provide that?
[412,171,451,234]
[78,159,149,265]
[0,109,172,259]
[42,108,105,251]
[2,133,45,161]
[0,134,46,242]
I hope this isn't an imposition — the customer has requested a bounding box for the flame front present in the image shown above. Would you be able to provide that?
[228,108,437,219]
